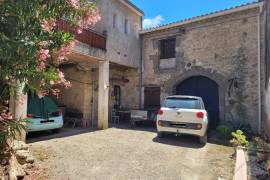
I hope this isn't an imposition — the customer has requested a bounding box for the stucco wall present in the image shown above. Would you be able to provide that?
[94,0,142,68]
[142,8,260,131]
[58,63,99,127]
[109,67,140,111]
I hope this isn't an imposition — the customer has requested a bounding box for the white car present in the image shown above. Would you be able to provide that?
[156,95,208,144]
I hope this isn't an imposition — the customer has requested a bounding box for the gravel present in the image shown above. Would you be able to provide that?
[28,127,235,180]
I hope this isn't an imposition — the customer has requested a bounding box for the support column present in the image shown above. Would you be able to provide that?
[9,83,28,141]
[98,60,109,129]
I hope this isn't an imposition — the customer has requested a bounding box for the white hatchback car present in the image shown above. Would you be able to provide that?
[156,95,208,144]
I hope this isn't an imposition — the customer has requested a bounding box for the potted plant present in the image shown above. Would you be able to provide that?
[230,130,249,149]
[254,137,269,163]
[230,130,249,157]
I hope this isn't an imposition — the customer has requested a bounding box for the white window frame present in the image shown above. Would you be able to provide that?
[124,18,129,34]
[113,14,118,29]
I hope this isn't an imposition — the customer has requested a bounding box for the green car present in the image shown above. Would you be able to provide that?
[26,96,63,132]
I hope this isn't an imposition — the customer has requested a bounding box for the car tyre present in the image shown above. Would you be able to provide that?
[157,132,164,138]
[199,135,207,145]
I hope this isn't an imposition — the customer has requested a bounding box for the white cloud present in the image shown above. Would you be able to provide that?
[143,15,164,29]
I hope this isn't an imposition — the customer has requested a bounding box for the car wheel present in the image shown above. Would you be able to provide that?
[157,132,164,138]
[199,135,207,145]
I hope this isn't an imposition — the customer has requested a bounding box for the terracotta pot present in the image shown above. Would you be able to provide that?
[256,151,269,162]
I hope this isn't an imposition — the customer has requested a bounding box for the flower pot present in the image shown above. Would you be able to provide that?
[256,151,269,162]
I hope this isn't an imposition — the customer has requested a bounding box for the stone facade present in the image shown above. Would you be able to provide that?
[58,1,268,133]
[262,0,270,137]
[141,6,262,131]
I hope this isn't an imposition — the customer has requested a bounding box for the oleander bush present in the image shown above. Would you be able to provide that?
[0,0,100,158]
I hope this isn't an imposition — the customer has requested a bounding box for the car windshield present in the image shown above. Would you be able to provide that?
[163,98,202,109]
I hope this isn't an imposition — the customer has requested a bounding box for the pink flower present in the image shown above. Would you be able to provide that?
[68,0,79,9]
[39,79,46,87]
[36,61,46,72]
[77,8,101,29]
[41,19,56,32]
[64,81,72,88]
[58,70,65,80]
[56,69,72,89]
[76,27,83,34]
[38,88,47,98]
[52,88,61,98]
[49,80,55,85]
[39,49,50,61]
[57,42,75,64]
[1,112,13,120]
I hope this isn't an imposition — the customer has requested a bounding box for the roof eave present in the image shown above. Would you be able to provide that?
[119,0,144,16]
[141,1,263,34]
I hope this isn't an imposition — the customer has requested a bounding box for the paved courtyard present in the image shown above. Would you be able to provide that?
[28,127,234,180]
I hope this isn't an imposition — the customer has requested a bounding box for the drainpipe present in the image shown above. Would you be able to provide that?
[91,68,95,128]
[257,4,263,134]
[139,37,143,109]
[139,16,143,109]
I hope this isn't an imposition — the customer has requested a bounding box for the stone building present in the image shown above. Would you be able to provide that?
[57,0,270,134]
[140,1,265,132]
[57,0,143,129]
[262,0,270,136]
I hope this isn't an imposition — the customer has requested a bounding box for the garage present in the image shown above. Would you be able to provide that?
[176,76,220,129]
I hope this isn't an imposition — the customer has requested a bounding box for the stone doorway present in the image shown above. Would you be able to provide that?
[176,76,220,129]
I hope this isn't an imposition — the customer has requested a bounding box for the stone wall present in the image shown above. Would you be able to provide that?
[142,7,261,131]
[262,0,270,138]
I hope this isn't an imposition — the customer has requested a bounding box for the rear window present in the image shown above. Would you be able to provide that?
[163,98,203,109]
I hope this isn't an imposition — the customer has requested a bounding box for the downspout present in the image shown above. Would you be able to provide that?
[139,37,143,109]
[139,16,143,109]
[258,4,263,134]
[91,69,95,128]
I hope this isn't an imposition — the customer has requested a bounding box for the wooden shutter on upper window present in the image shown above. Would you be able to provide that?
[160,38,176,59]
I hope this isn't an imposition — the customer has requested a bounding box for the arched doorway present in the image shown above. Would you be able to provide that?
[176,76,220,129]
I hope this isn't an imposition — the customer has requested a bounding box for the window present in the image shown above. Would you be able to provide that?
[113,14,118,28]
[114,85,121,109]
[160,38,176,59]
[163,98,203,109]
[134,23,139,39]
[124,19,129,34]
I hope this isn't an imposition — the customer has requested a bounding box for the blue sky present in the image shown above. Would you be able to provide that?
[130,0,256,29]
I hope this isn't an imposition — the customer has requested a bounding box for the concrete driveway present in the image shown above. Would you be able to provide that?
[28,127,234,180]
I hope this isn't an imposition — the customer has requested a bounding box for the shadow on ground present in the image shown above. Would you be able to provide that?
[27,127,96,144]
[27,121,231,150]
[111,121,157,133]
[153,134,205,149]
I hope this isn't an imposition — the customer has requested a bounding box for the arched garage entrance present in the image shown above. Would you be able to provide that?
[176,76,220,129]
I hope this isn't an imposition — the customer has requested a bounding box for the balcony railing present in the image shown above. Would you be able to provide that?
[57,20,106,50]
